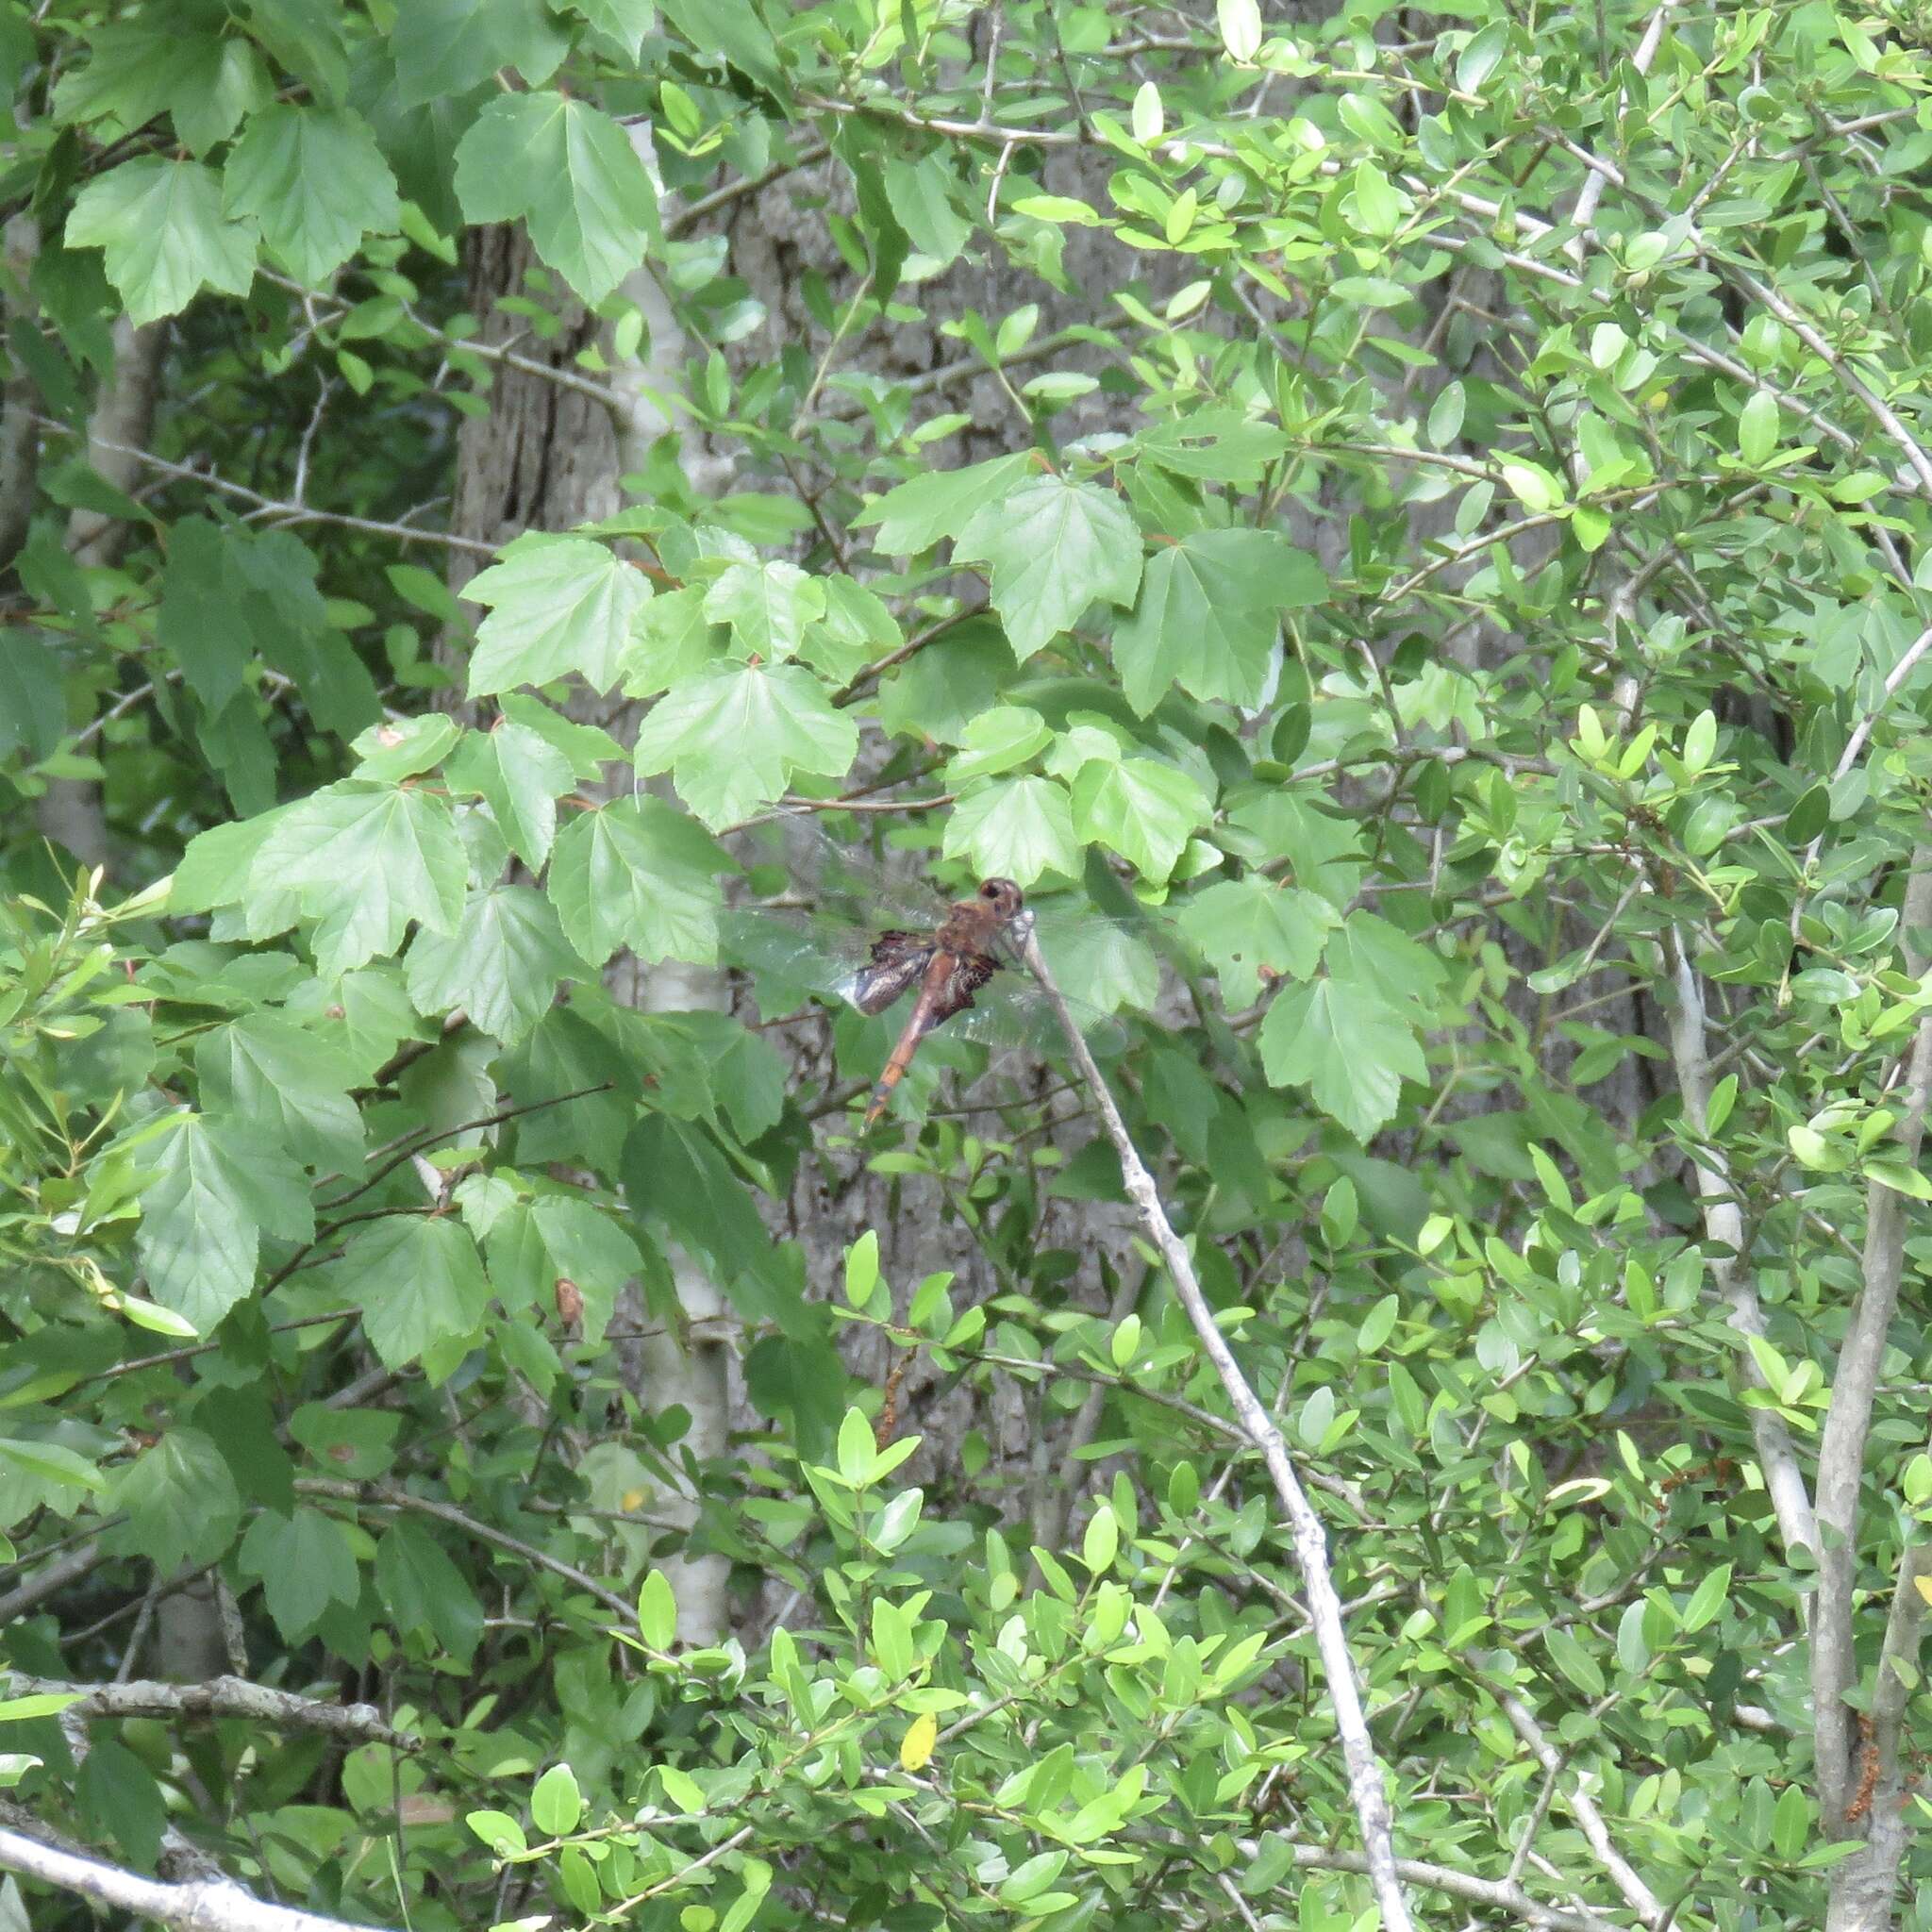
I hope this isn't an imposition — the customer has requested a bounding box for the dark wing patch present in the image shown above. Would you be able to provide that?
[927,951,998,1027]
[847,931,930,1014]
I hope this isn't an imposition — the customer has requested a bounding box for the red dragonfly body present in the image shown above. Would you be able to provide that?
[844,878,1028,1125]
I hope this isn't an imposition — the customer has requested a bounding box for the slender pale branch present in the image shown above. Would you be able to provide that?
[27,413,494,555]
[1238,1835,1625,1932]
[1490,1685,1667,1926]
[0,1826,394,1932]
[1018,926,1416,1932]
[1664,930,1820,1558]
[1813,834,1932,1830]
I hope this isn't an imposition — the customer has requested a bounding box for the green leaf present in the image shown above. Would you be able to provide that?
[656,0,786,93]
[1257,978,1427,1140]
[486,1197,639,1344]
[444,720,575,869]
[638,1569,677,1649]
[375,1519,484,1660]
[1541,1624,1607,1697]
[453,92,660,305]
[0,1438,106,1501]
[1178,880,1337,1005]
[703,558,824,659]
[531,1765,583,1838]
[1456,20,1511,92]
[170,806,298,916]
[548,796,725,968]
[136,1113,314,1333]
[223,106,399,283]
[943,706,1053,785]
[1739,388,1778,466]
[107,1429,241,1571]
[354,714,461,785]
[838,1407,875,1483]
[392,0,570,105]
[1070,758,1208,883]
[1681,1560,1732,1633]
[632,662,858,829]
[53,18,271,156]
[405,885,584,1045]
[1113,530,1324,712]
[464,538,654,697]
[195,1013,364,1172]
[157,518,251,713]
[1082,1503,1119,1574]
[65,158,258,325]
[156,522,380,741]
[501,693,625,780]
[239,1507,360,1639]
[941,776,1081,886]
[622,1115,788,1313]
[345,1215,491,1368]
[1867,1159,1932,1202]
[955,475,1144,658]
[1131,409,1291,485]
[245,0,351,107]
[853,454,1035,556]
[570,0,651,58]
[1351,160,1405,239]
[253,782,468,977]
[883,154,972,266]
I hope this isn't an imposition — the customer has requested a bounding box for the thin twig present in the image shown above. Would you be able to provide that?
[1016,926,1415,1932]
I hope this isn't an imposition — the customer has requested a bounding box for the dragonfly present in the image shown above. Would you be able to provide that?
[723,819,1143,1128]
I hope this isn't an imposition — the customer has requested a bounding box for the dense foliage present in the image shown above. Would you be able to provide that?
[7,1,1932,1928]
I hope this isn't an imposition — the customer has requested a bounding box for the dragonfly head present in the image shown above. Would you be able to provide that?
[978,877,1025,923]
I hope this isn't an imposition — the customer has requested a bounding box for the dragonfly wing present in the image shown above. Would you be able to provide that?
[720,906,866,1002]
[844,932,933,1015]
[944,969,1129,1058]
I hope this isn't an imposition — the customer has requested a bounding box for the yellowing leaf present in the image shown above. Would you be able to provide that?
[899,1711,939,1772]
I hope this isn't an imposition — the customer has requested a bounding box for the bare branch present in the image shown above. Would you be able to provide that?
[0,1824,396,1932]
[28,411,496,555]
[1018,926,1416,1932]
[1239,1835,1624,1932]
[1664,931,1820,1558]
[1490,1686,1667,1926]
[1814,834,1932,1829]
[0,1538,107,1625]
[1566,0,1676,259]
[295,1478,636,1623]
[2,1673,418,1752]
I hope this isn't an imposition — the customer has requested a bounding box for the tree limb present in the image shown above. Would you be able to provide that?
[1814,833,1932,1829]
[0,1825,396,1932]
[1665,929,1820,1558]
[1241,1835,1625,1932]
[1019,926,1416,1932]
[2,1674,418,1752]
